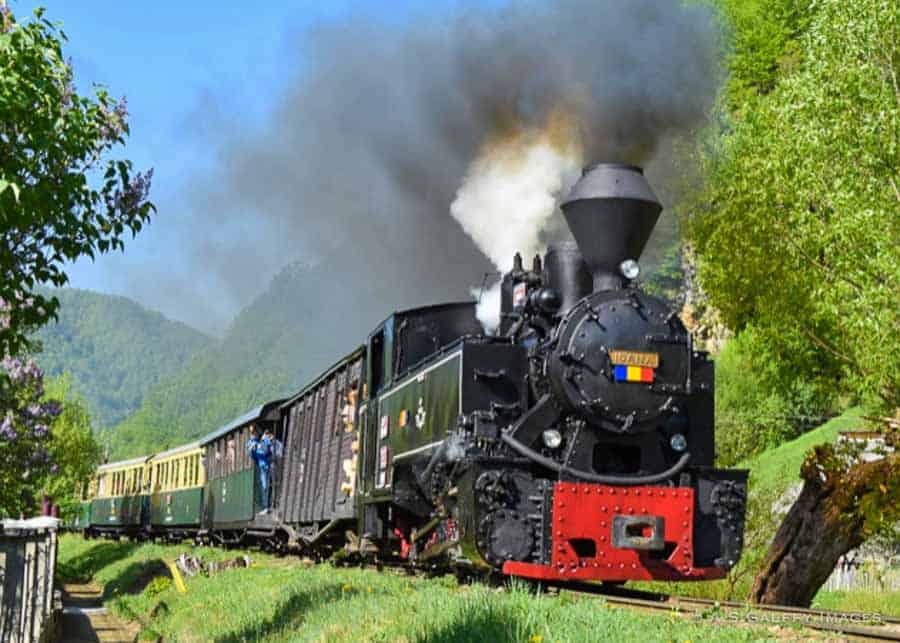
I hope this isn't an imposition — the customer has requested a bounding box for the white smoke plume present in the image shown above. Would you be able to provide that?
[451,120,583,331]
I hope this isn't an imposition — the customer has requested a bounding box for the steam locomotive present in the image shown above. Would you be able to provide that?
[73,163,747,584]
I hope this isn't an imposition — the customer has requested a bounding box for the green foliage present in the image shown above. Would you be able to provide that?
[0,4,153,357]
[33,287,212,429]
[715,328,832,465]
[33,373,101,518]
[642,243,685,306]
[142,575,172,598]
[687,0,900,413]
[716,0,814,109]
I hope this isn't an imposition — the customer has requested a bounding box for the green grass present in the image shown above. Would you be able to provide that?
[58,535,770,642]
[811,590,900,616]
[737,407,864,502]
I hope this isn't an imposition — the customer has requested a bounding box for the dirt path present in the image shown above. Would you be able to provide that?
[59,583,140,643]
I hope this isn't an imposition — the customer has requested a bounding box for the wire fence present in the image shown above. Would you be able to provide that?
[823,556,900,592]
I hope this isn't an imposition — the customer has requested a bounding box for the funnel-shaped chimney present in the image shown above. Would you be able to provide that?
[560,163,662,290]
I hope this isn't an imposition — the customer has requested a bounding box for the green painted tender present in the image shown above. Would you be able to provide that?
[149,487,204,527]
[372,350,461,493]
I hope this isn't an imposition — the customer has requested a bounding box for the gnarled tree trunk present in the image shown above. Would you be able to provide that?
[750,445,899,606]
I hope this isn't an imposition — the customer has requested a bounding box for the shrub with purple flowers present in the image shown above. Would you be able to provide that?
[0,3,154,357]
[0,354,62,515]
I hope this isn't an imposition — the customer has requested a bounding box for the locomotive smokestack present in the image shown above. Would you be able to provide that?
[560,163,662,291]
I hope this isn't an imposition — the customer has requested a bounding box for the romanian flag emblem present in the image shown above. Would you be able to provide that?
[613,365,655,383]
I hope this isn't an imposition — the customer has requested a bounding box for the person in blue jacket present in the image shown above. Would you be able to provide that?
[247,427,272,513]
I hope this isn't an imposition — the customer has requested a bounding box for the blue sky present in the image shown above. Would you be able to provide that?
[12,0,474,333]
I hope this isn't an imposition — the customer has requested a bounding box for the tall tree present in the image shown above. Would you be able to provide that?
[0,3,153,512]
[0,4,153,356]
[686,0,899,604]
[34,374,101,518]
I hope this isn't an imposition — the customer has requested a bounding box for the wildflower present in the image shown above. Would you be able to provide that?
[529,636,543,643]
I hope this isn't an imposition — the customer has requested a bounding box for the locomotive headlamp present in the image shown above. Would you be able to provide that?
[619,259,640,280]
[670,433,688,452]
[542,429,563,449]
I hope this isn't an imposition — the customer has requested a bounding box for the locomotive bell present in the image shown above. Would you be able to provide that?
[560,163,662,291]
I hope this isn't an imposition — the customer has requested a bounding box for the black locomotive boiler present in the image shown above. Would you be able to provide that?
[76,163,747,585]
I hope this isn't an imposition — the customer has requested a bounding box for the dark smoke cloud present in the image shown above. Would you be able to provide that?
[169,0,721,341]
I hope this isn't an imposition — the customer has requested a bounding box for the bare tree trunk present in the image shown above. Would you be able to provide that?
[750,445,899,606]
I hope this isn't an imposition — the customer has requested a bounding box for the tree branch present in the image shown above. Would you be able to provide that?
[801,326,856,365]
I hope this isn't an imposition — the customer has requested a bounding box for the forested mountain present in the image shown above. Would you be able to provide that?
[33,288,213,429]
[108,244,460,457]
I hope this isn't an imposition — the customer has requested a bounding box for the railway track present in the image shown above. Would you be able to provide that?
[544,581,900,641]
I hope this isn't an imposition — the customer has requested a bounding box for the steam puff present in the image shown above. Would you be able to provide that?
[452,121,582,332]
[451,130,582,271]
[474,281,502,334]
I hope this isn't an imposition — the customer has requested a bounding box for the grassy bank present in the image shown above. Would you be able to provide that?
[58,535,770,642]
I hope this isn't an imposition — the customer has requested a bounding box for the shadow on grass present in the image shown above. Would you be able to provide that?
[102,558,170,600]
[213,583,350,643]
[57,541,138,583]
[420,610,520,643]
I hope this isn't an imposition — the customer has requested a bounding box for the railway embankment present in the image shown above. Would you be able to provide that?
[57,535,776,642]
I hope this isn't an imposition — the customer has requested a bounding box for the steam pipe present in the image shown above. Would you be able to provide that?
[500,431,690,485]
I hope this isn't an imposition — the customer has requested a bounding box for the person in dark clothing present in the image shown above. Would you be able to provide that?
[247,427,272,513]
[263,429,283,508]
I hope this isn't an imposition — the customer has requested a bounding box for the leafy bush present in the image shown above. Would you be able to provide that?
[142,576,172,598]
[715,328,831,465]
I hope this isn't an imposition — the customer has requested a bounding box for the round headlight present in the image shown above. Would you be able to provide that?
[542,429,563,449]
[619,259,640,280]
[670,433,687,452]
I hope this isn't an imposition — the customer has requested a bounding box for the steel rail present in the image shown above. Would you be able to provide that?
[546,581,900,641]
